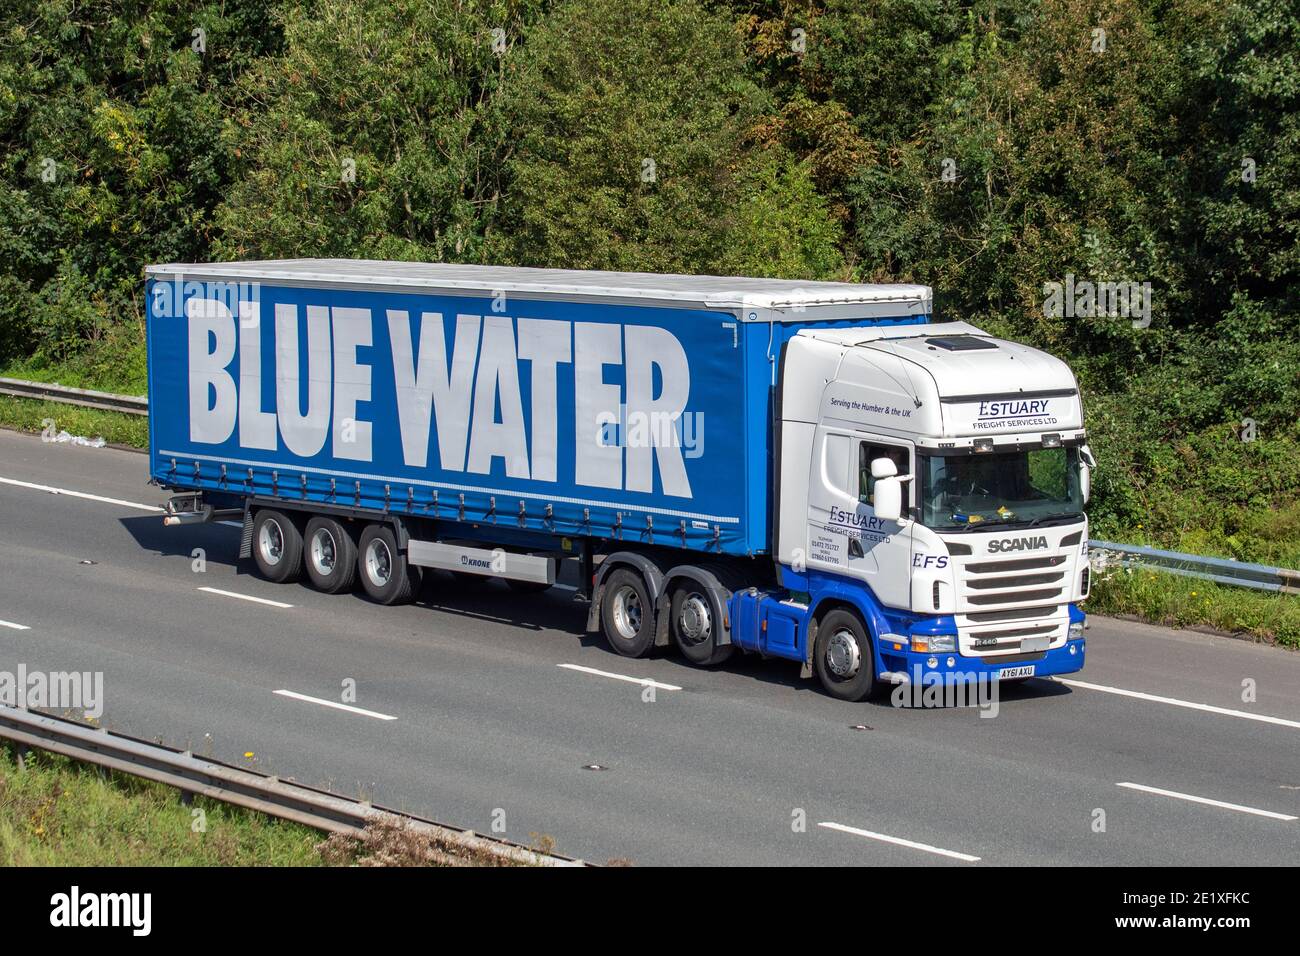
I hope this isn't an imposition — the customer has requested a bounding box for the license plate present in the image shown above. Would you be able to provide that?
[1020,636,1050,653]
[998,665,1036,681]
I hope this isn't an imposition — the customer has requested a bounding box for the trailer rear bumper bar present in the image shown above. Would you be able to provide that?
[162,492,242,526]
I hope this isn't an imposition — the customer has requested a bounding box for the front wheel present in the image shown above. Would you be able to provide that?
[813,609,878,702]
[356,524,420,605]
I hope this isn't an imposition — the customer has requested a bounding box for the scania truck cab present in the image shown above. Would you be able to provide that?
[773,321,1092,699]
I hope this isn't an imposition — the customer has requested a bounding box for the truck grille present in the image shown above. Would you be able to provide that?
[967,587,1063,605]
[960,557,1068,612]
[966,572,1061,589]
[966,555,1067,574]
[952,550,1075,657]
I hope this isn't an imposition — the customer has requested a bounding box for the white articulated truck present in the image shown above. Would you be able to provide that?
[147,260,1091,701]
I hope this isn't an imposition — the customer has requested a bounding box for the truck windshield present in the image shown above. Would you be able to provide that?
[919,446,1084,530]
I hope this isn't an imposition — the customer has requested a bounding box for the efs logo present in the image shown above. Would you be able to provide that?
[912,553,949,569]
[987,536,1049,554]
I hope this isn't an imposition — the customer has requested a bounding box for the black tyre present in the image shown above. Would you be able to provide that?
[356,524,420,605]
[252,509,303,583]
[600,567,656,658]
[813,609,878,702]
[669,585,734,666]
[304,516,358,594]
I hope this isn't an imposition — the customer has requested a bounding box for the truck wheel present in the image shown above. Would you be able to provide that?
[253,509,302,583]
[669,585,734,666]
[304,516,358,594]
[600,568,655,658]
[813,609,878,702]
[357,524,420,605]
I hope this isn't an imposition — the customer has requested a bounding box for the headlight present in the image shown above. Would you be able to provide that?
[1068,621,1084,640]
[914,634,956,653]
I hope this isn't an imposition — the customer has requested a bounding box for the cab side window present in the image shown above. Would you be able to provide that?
[858,441,910,506]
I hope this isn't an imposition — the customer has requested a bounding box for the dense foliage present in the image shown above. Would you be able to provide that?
[1,0,1296,557]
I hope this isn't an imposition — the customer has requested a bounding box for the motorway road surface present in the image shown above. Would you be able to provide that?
[1,429,1298,866]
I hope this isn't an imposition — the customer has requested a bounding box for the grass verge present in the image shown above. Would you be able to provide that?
[1088,565,1300,649]
[0,394,147,449]
[0,330,147,396]
[0,741,534,866]
[0,741,323,865]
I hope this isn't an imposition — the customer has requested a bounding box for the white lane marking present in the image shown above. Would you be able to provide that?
[819,822,981,862]
[197,586,293,609]
[1116,782,1298,822]
[0,619,31,631]
[557,663,682,691]
[1058,678,1300,731]
[274,689,397,721]
[0,475,163,513]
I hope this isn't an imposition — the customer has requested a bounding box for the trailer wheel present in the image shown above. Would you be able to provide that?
[252,509,302,583]
[357,524,420,605]
[813,609,878,702]
[600,567,655,658]
[669,586,734,666]
[304,516,358,594]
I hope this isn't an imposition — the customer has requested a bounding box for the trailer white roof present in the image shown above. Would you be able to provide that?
[145,258,931,315]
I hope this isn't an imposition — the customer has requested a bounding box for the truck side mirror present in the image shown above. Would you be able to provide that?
[1079,444,1095,505]
[870,457,898,479]
[873,476,903,522]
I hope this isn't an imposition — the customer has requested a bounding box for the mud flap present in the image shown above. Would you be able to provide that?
[653,596,674,648]
[585,584,604,633]
[238,506,254,560]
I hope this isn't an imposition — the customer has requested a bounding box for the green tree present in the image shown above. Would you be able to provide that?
[496,0,844,278]
[495,0,762,272]
[214,0,543,263]
[0,0,282,368]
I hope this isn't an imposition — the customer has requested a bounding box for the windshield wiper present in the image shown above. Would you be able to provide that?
[941,517,1020,531]
[937,511,1082,532]
[1026,511,1084,527]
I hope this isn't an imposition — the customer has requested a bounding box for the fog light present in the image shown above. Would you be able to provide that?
[1070,644,1077,655]
[927,657,938,669]
[946,656,956,667]
[1068,621,1084,640]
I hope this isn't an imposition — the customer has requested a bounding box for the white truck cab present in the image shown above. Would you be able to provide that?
[778,321,1091,688]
